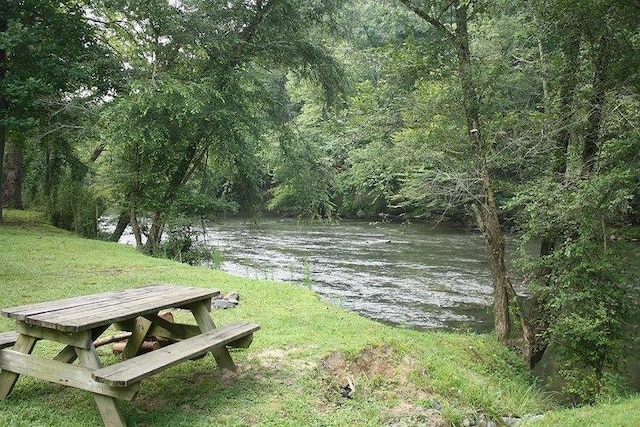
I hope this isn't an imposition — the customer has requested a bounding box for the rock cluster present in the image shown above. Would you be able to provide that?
[213,291,240,309]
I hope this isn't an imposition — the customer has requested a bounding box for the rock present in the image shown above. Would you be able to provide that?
[225,291,240,302]
[212,291,240,309]
[502,416,521,426]
[213,299,236,309]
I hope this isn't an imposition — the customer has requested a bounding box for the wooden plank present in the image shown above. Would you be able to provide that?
[0,334,38,399]
[76,346,128,427]
[116,319,201,340]
[121,317,152,360]
[1,286,165,321]
[0,332,18,349]
[53,345,79,363]
[189,301,237,372]
[25,286,218,332]
[0,350,139,401]
[142,314,197,338]
[228,334,253,349]
[92,322,260,387]
[52,325,111,364]
[23,287,193,329]
[16,322,92,349]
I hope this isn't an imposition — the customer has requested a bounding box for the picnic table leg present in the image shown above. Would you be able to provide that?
[0,334,38,399]
[121,316,153,360]
[76,346,127,427]
[54,325,111,364]
[189,301,237,372]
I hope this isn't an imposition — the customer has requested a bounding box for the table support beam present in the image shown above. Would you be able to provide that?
[121,317,153,360]
[76,346,128,427]
[189,301,236,372]
[0,349,139,400]
[0,334,37,399]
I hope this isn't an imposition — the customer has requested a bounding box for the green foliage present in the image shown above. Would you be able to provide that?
[48,177,102,238]
[1,0,120,224]
[1,0,117,128]
[90,0,349,236]
[546,240,631,402]
[101,77,227,212]
[511,167,638,401]
[266,127,337,219]
[157,221,215,265]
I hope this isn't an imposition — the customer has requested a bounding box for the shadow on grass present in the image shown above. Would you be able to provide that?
[118,357,277,426]
[0,355,272,426]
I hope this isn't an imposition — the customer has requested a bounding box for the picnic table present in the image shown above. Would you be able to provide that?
[0,284,260,426]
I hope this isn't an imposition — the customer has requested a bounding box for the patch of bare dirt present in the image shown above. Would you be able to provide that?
[318,345,448,427]
[100,268,124,276]
[252,347,316,372]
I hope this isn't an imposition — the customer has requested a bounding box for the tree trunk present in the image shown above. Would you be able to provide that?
[453,2,516,344]
[3,142,24,209]
[130,210,143,249]
[143,141,200,253]
[144,211,163,253]
[0,9,7,225]
[581,36,609,176]
[401,0,533,345]
[109,211,130,242]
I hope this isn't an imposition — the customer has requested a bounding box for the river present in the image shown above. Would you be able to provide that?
[113,217,498,332]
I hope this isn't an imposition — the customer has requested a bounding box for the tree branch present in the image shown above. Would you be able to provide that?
[398,0,455,41]
[234,0,278,58]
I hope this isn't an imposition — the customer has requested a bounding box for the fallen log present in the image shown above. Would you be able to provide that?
[112,340,160,354]
[93,332,132,348]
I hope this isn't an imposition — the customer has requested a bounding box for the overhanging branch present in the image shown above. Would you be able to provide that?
[398,0,455,42]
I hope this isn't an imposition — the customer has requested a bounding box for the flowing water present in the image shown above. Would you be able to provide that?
[161,218,497,332]
[110,217,500,331]
[110,216,640,388]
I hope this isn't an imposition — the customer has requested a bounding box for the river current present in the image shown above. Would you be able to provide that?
[112,217,496,332]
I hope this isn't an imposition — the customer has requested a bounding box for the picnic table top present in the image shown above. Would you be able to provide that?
[1,284,220,333]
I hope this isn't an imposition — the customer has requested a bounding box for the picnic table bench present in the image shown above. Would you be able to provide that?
[0,284,259,426]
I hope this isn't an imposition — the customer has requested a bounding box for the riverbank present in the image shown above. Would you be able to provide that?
[1,209,638,426]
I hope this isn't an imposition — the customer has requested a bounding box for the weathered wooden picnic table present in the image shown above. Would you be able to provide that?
[0,284,259,426]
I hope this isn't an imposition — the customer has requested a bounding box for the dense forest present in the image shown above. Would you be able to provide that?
[2,0,639,403]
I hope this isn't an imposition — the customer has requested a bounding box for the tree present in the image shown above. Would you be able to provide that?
[510,0,640,399]
[95,0,347,251]
[395,0,531,346]
[0,0,117,226]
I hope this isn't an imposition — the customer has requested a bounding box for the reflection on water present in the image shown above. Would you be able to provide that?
[114,217,496,332]
[208,218,494,332]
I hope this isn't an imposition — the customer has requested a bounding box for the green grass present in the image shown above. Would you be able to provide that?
[530,397,640,426]
[0,209,638,426]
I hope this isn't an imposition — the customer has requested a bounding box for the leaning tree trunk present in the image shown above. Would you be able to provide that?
[109,211,131,242]
[453,3,518,344]
[143,141,203,253]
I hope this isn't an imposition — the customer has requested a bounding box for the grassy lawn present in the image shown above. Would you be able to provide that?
[0,209,638,426]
